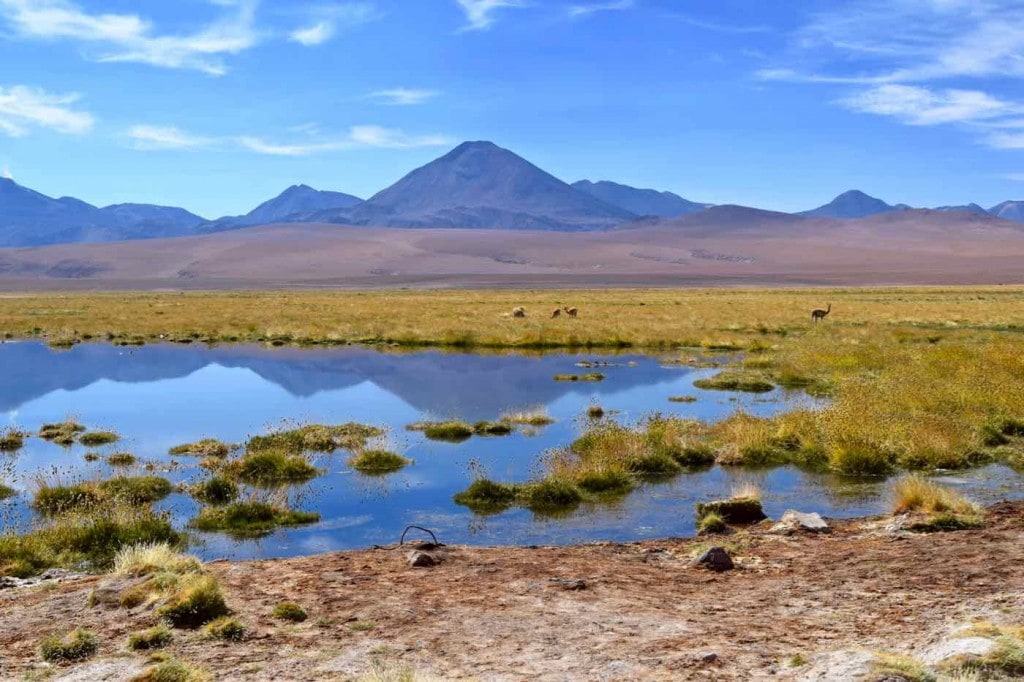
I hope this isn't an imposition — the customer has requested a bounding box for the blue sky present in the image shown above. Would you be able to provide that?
[1,0,1023,218]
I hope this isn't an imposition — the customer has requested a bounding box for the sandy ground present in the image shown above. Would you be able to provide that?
[1,502,1021,680]
[1,208,1024,290]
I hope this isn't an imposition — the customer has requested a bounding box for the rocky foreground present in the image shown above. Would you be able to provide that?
[1,503,1022,681]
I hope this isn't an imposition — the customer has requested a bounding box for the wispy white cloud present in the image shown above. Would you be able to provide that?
[569,0,634,19]
[366,88,439,106]
[127,123,451,156]
[988,132,1024,150]
[127,125,214,151]
[241,125,452,155]
[0,0,259,75]
[0,85,94,137]
[665,12,769,34]
[1004,173,1024,181]
[839,85,1017,126]
[289,3,379,46]
[1,164,11,180]
[455,0,524,31]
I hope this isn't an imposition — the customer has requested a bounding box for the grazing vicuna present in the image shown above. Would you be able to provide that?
[563,306,578,318]
[551,308,561,318]
[811,303,831,322]
[512,307,526,318]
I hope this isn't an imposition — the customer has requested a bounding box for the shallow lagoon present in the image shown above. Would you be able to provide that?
[1,341,1021,560]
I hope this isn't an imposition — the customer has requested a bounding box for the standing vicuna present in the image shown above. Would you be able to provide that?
[551,308,561,318]
[563,306,578,318]
[811,303,831,323]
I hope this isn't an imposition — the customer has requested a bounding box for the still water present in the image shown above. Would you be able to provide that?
[1,341,1020,560]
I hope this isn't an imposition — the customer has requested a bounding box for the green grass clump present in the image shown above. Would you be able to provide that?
[131,654,209,682]
[79,430,120,446]
[40,629,98,662]
[223,449,320,486]
[39,420,85,444]
[246,423,384,454]
[519,479,583,514]
[128,624,173,651]
[553,373,605,382]
[472,421,513,436]
[697,511,729,535]
[113,542,202,577]
[626,452,683,478]
[189,476,238,505]
[155,574,229,628]
[107,452,137,466]
[586,405,605,418]
[100,476,173,506]
[189,501,320,538]
[169,439,232,458]
[575,469,634,496]
[0,483,15,500]
[272,601,307,622]
[893,475,981,531]
[33,482,103,515]
[668,395,698,403]
[500,409,555,426]
[694,371,774,393]
[0,511,184,577]
[419,421,474,442]
[348,449,411,475]
[0,429,25,451]
[452,479,519,514]
[871,653,936,682]
[203,616,246,641]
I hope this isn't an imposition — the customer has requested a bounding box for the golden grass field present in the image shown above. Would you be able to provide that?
[1,286,1023,349]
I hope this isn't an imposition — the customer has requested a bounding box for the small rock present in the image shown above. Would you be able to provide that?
[697,652,720,664]
[549,577,587,590]
[694,547,734,572]
[920,636,997,665]
[406,550,438,567]
[771,510,830,534]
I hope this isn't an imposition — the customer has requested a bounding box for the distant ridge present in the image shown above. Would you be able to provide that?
[3,143,1024,248]
[326,141,636,231]
[201,184,363,232]
[0,177,206,247]
[800,190,901,219]
[571,180,709,217]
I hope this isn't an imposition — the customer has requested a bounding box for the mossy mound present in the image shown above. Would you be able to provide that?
[189,502,320,538]
[694,372,775,393]
[271,601,307,622]
[695,496,766,524]
[155,574,229,629]
[349,449,410,475]
[246,423,384,454]
[190,477,239,505]
[223,450,320,486]
[418,421,474,442]
[169,439,232,458]
[40,629,97,662]
[472,421,513,436]
[452,479,519,514]
[79,431,120,446]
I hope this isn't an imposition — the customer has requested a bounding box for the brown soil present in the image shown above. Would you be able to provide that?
[2,503,1022,680]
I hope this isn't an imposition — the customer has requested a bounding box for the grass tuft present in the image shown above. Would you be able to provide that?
[203,616,246,641]
[189,476,238,505]
[155,574,229,628]
[272,601,307,622]
[223,449,320,486]
[500,409,555,426]
[694,371,774,393]
[128,624,173,651]
[169,439,232,458]
[40,629,97,663]
[452,479,519,514]
[79,430,120,446]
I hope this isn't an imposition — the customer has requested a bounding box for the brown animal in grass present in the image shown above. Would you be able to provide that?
[811,303,831,322]
[563,306,578,318]
[512,307,526,318]
[551,308,561,318]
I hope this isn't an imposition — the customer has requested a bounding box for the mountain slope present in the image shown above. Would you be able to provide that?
[571,180,708,217]
[990,200,1024,222]
[203,185,363,231]
[800,190,898,219]
[0,178,206,246]
[332,141,636,230]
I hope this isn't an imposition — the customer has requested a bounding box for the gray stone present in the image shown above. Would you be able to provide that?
[919,636,997,665]
[796,650,875,681]
[694,547,734,572]
[406,550,438,567]
[771,510,830,534]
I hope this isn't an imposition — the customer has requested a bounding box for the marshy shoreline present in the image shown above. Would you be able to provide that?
[1,501,1021,680]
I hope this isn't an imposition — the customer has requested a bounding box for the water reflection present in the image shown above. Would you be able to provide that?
[0,341,1020,560]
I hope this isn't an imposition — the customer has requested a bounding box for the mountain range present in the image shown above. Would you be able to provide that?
[0,140,1022,247]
